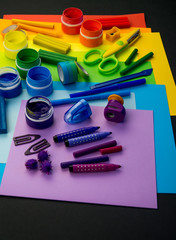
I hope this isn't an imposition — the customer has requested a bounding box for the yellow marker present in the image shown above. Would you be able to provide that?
[103,28,141,58]
[12,19,54,29]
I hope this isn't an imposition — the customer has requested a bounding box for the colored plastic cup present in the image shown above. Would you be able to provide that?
[16,48,41,79]
[3,31,28,59]
[80,20,103,47]
[0,67,22,98]
[26,66,53,96]
[61,7,83,35]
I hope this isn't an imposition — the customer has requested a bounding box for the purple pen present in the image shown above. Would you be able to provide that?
[69,163,121,173]
[73,140,117,158]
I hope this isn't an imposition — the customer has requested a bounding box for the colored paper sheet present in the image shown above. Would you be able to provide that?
[0,102,157,209]
[3,13,147,28]
[0,163,6,184]
[0,88,135,164]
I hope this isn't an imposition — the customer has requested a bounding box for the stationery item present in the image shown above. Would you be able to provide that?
[1,24,21,37]
[70,79,146,98]
[73,140,117,158]
[25,138,51,155]
[26,66,53,96]
[69,163,121,173]
[18,23,60,37]
[80,20,103,47]
[33,34,71,54]
[103,28,141,58]
[61,7,83,35]
[3,30,28,59]
[90,68,153,89]
[64,99,92,124]
[53,126,100,143]
[12,19,54,28]
[104,94,126,123]
[38,49,77,65]
[125,48,138,65]
[57,61,78,85]
[95,16,130,29]
[100,145,122,154]
[13,134,41,146]
[0,96,7,133]
[61,155,109,169]
[16,48,41,79]
[75,62,89,79]
[25,96,54,129]
[83,49,119,75]
[51,90,130,106]
[0,102,157,208]
[106,27,120,42]
[0,67,22,98]
[64,132,112,147]
[120,52,154,75]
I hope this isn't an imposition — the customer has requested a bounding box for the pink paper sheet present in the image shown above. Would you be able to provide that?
[0,101,157,208]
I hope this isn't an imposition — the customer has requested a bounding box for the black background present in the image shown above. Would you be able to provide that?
[0,1,176,239]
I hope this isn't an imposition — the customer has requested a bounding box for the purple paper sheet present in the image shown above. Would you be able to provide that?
[0,101,157,208]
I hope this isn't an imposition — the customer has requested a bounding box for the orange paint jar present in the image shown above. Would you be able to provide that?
[80,20,103,47]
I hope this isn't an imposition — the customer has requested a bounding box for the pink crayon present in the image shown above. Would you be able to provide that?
[69,163,121,173]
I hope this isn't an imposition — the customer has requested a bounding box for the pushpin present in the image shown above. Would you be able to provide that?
[104,94,126,123]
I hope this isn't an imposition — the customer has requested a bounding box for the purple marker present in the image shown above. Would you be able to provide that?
[69,163,121,173]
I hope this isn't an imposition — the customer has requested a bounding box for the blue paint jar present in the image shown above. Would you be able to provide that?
[26,66,53,96]
[25,96,54,129]
[0,67,22,98]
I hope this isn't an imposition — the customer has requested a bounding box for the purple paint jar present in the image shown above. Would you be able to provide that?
[25,96,54,129]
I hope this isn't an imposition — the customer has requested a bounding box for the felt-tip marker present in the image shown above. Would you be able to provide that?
[69,163,121,173]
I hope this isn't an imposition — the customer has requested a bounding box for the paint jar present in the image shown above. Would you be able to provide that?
[57,61,78,85]
[25,96,54,129]
[80,20,103,47]
[61,7,83,35]
[3,31,28,59]
[26,66,53,96]
[16,48,41,79]
[0,67,22,98]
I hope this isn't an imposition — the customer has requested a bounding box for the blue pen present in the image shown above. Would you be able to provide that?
[51,90,130,106]
[60,155,109,168]
[90,68,153,89]
[69,78,146,98]
[64,132,112,147]
[53,126,100,143]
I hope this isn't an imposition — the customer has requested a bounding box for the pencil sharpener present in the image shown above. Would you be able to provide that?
[104,94,126,123]
[106,27,120,42]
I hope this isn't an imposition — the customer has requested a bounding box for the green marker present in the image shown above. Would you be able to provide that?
[125,48,138,65]
[120,51,154,75]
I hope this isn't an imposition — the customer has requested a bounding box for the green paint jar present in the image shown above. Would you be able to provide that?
[16,48,41,79]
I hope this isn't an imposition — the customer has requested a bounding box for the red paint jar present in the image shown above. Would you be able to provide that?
[61,7,83,35]
[80,20,103,47]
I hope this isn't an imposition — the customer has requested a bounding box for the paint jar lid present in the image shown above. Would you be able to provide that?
[62,7,83,25]
[81,20,102,37]
[16,48,40,69]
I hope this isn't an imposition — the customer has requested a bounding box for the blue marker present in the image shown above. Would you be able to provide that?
[69,78,146,98]
[64,132,112,147]
[53,126,100,143]
[51,90,130,106]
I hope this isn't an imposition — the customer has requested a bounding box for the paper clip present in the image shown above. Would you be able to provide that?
[64,99,92,124]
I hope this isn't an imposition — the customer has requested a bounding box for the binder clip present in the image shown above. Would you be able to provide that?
[104,94,126,123]
[64,99,92,124]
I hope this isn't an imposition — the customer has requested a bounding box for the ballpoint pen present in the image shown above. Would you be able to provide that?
[64,132,112,147]
[103,28,141,58]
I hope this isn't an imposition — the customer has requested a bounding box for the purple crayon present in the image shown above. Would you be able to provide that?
[69,163,121,173]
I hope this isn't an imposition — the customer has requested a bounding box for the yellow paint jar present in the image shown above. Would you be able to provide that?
[3,31,28,59]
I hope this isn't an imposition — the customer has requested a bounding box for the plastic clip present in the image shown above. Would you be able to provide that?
[64,99,92,124]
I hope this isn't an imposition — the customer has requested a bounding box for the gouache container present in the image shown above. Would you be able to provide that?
[25,96,54,129]
[16,48,41,79]
[61,7,83,35]
[0,67,22,98]
[57,61,78,85]
[3,31,28,59]
[80,20,103,47]
[26,66,53,96]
